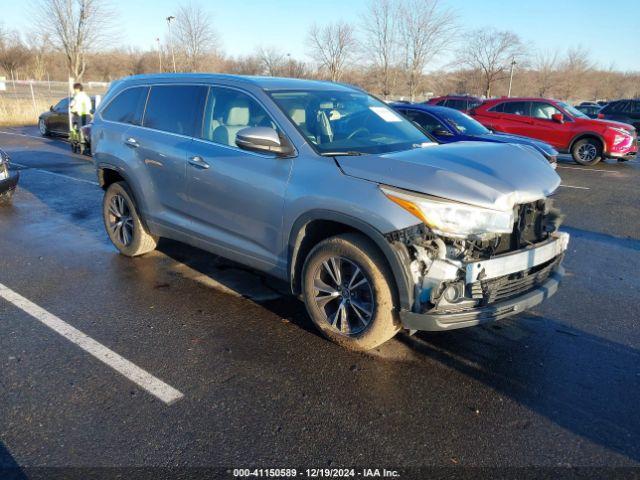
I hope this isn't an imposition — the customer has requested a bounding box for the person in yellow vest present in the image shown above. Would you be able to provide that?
[70,82,92,147]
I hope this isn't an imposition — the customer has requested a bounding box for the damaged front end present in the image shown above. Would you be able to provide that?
[385,199,569,331]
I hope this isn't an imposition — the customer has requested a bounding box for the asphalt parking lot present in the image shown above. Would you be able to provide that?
[0,127,639,477]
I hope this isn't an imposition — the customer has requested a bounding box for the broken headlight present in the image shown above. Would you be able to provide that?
[381,185,515,239]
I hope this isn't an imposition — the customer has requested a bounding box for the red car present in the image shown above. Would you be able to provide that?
[470,97,637,165]
[426,95,483,113]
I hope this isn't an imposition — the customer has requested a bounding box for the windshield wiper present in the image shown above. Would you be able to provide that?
[319,151,365,156]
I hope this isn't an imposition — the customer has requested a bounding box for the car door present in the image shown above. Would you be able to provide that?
[50,98,70,133]
[184,85,294,272]
[527,101,568,149]
[495,101,534,137]
[132,84,208,224]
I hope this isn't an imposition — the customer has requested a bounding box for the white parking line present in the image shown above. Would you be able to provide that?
[11,161,99,186]
[557,166,612,173]
[0,129,46,141]
[559,184,590,190]
[0,283,184,405]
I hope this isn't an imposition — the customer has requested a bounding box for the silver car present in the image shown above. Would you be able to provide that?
[92,74,568,350]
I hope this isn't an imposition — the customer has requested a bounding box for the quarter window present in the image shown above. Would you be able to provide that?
[102,87,149,125]
[201,87,276,147]
[143,85,208,136]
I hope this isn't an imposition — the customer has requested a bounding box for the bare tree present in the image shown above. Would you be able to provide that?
[0,28,30,80]
[173,2,219,72]
[558,46,593,101]
[398,0,457,101]
[306,22,356,82]
[362,0,399,98]
[533,49,559,97]
[458,28,526,98]
[259,47,287,76]
[32,0,114,80]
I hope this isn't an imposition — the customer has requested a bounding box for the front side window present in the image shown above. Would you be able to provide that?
[201,87,277,147]
[531,102,562,120]
[270,90,431,155]
[143,85,208,136]
[102,87,149,125]
[440,109,490,135]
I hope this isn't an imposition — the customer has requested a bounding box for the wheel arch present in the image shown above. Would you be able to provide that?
[288,210,414,312]
[568,131,606,153]
[97,164,153,232]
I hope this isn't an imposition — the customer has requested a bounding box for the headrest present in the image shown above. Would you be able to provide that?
[226,102,250,126]
[289,108,306,125]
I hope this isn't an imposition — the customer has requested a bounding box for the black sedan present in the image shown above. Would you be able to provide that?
[0,148,19,205]
[38,96,96,137]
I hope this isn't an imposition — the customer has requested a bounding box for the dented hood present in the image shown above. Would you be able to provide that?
[336,142,561,211]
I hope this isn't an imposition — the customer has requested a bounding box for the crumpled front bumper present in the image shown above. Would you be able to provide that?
[0,169,19,194]
[400,232,569,331]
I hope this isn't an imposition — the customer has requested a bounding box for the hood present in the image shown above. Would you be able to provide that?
[483,132,557,154]
[337,142,561,211]
[575,117,636,133]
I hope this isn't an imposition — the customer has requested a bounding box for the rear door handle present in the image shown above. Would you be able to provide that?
[188,155,210,169]
[125,137,139,148]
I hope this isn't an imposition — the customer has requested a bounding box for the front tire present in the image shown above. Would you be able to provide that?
[572,138,603,166]
[103,182,158,257]
[301,233,401,351]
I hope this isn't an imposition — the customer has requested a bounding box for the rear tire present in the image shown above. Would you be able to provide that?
[572,137,603,166]
[301,233,401,351]
[103,182,158,257]
[38,119,49,137]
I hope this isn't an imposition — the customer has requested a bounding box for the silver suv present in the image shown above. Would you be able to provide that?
[93,74,569,350]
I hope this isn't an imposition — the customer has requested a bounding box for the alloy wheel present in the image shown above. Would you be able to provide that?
[577,143,597,162]
[38,119,46,135]
[107,194,134,247]
[313,256,374,335]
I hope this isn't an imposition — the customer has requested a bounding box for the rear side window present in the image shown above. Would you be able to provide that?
[489,103,504,113]
[502,101,529,116]
[102,87,149,125]
[143,85,208,137]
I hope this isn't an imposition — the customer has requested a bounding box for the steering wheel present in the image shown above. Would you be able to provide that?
[347,127,370,140]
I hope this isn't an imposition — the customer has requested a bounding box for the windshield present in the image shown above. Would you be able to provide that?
[440,109,490,135]
[269,90,432,155]
[558,101,589,119]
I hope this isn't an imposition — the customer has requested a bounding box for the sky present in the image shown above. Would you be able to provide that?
[5,0,640,72]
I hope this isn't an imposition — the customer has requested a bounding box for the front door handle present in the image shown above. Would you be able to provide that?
[125,137,139,148]
[188,155,210,169]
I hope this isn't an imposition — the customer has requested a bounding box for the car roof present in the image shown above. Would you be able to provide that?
[391,103,457,116]
[482,97,563,103]
[118,73,357,92]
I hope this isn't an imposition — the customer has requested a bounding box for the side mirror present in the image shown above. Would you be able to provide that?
[551,113,564,124]
[50,105,54,112]
[235,127,295,157]
[597,113,605,119]
[433,128,453,137]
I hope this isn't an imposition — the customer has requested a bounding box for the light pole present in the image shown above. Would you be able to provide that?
[156,37,162,72]
[166,15,177,73]
[507,58,517,98]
